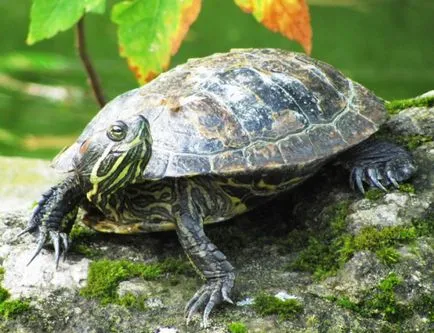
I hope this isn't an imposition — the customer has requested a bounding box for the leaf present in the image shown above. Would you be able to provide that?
[111,0,201,84]
[234,0,312,54]
[27,0,106,45]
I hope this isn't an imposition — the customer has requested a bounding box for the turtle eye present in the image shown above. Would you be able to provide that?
[107,121,127,141]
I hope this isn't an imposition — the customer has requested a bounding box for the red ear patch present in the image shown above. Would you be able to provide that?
[79,139,91,154]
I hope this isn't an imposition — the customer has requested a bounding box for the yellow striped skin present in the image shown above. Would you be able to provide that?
[82,171,312,233]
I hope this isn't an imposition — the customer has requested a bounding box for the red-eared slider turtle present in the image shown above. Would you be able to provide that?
[20,48,416,326]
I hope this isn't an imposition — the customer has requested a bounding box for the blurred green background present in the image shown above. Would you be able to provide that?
[0,0,433,159]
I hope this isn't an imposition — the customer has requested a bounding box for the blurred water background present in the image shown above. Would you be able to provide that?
[0,0,433,159]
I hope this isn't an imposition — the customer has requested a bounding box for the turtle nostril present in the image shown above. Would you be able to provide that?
[79,140,91,154]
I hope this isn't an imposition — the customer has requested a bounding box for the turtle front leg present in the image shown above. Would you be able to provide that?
[175,181,234,327]
[17,175,83,266]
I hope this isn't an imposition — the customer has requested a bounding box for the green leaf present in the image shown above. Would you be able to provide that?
[111,0,201,84]
[27,0,106,45]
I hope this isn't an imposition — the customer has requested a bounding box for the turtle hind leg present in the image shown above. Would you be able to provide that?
[341,140,417,194]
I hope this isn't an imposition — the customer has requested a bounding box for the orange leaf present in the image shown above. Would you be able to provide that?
[235,0,312,54]
[171,0,201,55]
[112,0,201,84]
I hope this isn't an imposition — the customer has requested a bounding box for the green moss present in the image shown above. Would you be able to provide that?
[157,257,194,276]
[414,294,434,323]
[71,244,102,258]
[362,273,410,322]
[365,189,386,201]
[0,300,30,319]
[378,272,401,291]
[328,201,351,234]
[253,293,303,320]
[336,296,360,312]
[398,183,415,194]
[333,273,411,323]
[396,134,433,150]
[288,201,432,279]
[0,266,31,320]
[0,288,9,303]
[227,321,248,333]
[69,223,96,242]
[386,96,434,114]
[288,201,352,279]
[116,293,147,310]
[353,226,417,251]
[69,223,102,258]
[80,259,162,303]
[80,257,193,305]
[412,216,434,237]
[375,247,401,265]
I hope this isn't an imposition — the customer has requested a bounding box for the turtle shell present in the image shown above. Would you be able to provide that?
[53,48,386,179]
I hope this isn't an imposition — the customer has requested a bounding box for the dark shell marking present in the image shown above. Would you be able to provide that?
[53,48,386,179]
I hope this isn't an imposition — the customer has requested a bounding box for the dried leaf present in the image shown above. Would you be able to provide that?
[234,0,312,54]
[112,0,201,84]
[27,0,106,45]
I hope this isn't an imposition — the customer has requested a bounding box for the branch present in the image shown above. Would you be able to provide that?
[75,16,106,108]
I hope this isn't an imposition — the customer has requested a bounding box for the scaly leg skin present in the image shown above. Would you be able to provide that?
[17,175,83,267]
[175,180,235,328]
[341,140,417,194]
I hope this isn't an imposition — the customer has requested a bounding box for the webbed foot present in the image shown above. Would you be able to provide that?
[185,273,235,327]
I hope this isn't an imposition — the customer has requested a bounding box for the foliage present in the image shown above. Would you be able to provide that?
[253,293,303,319]
[27,0,105,44]
[27,0,312,84]
[111,0,201,84]
[234,0,311,54]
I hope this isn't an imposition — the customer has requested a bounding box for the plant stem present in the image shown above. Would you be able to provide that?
[75,16,106,108]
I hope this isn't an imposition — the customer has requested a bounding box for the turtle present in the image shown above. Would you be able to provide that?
[19,48,416,326]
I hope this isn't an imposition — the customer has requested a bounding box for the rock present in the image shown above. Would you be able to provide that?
[117,278,166,309]
[386,106,434,137]
[309,251,388,300]
[0,93,433,332]
[346,192,431,233]
[154,328,180,333]
[2,247,89,299]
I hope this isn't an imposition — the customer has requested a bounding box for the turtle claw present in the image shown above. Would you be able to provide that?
[15,225,37,239]
[367,168,388,192]
[386,169,400,188]
[185,273,235,327]
[349,167,365,194]
[350,165,394,194]
[26,226,48,266]
[25,226,69,268]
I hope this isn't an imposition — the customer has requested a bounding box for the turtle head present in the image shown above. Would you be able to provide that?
[75,115,152,205]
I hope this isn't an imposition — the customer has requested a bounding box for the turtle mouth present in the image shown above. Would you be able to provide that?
[81,200,106,222]
[111,150,125,156]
